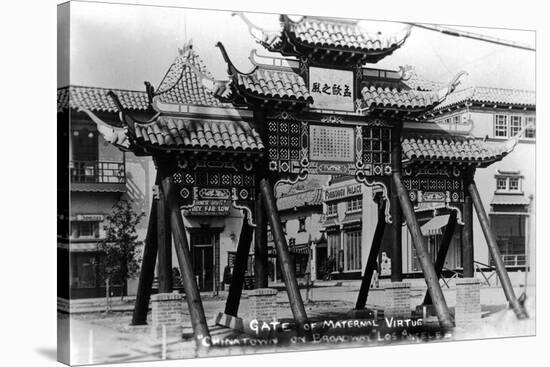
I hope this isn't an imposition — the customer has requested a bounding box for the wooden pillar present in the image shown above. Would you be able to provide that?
[393,173,454,330]
[160,173,210,345]
[132,201,158,325]
[224,214,254,316]
[157,187,173,293]
[259,177,309,336]
[462,173,475,278]
[467,180,528,319]
[355,198,386,309]
[254,193,269,288]
[423,211,457,305]
[391,123,403,282]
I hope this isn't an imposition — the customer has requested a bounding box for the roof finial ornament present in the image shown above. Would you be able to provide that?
[232,12,282,47]
[178,39,193,56]
[437,70,468,101]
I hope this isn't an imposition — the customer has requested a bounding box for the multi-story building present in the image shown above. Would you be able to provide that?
[431,87,535,272]
[58,86,156,299]
[320,85,535,279]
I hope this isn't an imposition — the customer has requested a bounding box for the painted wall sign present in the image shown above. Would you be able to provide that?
[309,125,354,162]
[325,183,362,201]
[309,67,354,112]
[183,200,231,216]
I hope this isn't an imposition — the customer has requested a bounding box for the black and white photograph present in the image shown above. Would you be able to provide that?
[52,0,540,365]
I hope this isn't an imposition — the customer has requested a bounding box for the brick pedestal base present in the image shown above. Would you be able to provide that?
[455,277,481,328]
[151,292,183,338]
[384,282,411,319]
[247,288,278,321]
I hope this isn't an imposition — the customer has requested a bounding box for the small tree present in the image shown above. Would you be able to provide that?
[98,200,145,306]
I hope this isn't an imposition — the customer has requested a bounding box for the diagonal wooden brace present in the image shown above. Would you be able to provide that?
[355,199,386,310]
[161,175,211,346]
[259,177,310,337]
[467,181,528,319]
[131,200,158,325]
[224,213,254,317]
[423,211,457,305]
[393,173,454,330]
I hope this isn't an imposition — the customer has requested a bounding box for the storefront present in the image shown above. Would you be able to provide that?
[322,180,368,279]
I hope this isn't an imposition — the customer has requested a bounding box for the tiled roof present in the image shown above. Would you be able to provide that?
[434,87,535,110]
[401,134,510,164]
[277,188,323,211]
[57,86,149,113]
[133,116,264,152]
[155,44,229,107]
[235,66,312,102]
[286,16,410,52]
[359,86,443,111]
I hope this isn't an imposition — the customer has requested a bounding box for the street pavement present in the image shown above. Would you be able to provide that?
[64,279,536,365]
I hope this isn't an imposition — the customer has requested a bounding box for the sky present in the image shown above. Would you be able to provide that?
[60,1,536,92]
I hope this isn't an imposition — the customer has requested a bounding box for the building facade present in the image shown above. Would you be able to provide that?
[58,86,156,299]
[317,86,535,279]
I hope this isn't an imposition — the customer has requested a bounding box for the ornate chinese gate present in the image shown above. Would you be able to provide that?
[88,13,528,346]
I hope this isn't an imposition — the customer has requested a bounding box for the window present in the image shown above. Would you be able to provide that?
[509,177,520,192]
[328,232,340,260]
[495,174,522,194]
[510,115,522,136]
[491,214,526,267]
[346,197,362,212]
[496,178,507,191]
[494,115,508,137]
[525,116,536,139]
[72,221,100,238]
[327,203,338,216]
[298,217,306,232]
[452,114,461,125]
[345,230,362,271]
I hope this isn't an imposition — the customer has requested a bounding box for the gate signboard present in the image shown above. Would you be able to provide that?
[309,67,355,112]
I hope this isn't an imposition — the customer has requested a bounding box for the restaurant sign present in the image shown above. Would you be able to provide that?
[325,183,362,201]
[183,199,231,217]
[309,67,354,112]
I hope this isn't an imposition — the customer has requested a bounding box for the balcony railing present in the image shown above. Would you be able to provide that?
[502,254,526,267]
[70,161,126,184]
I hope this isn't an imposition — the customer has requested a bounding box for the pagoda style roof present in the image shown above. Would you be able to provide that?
[401,133,517,167]
[236,13,411,66]
[235,66,312,103]
[277,188,323,211]
[433,86,535,112]
[57,86,150,113]
[216,42,312,108]
[152,42,232,110]
[357,69,467,115]
[132,117,264,152]
[217,43,464,114]
[82,90,264,155]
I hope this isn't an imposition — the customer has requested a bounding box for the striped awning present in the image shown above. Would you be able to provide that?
[421,214,450,236]
[289,243,310,255]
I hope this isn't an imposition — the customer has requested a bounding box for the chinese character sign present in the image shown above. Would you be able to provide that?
[309,67,354,112]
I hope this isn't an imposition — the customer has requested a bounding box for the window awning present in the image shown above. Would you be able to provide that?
[421,214,450,236]
[341,212,362,226]
[491,194,530,206]
[290,243,310,255]
[321,216,339,229]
